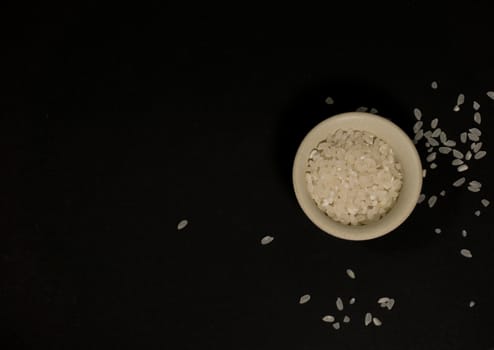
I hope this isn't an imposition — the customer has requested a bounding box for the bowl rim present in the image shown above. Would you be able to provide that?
[292,112,423,241]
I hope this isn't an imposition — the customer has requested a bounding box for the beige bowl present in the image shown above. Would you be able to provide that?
[292,112,422,241]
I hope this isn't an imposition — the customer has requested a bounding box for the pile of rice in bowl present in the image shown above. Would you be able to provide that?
[306,129,403,225]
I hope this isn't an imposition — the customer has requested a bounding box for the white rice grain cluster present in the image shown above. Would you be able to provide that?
[306,129,403,225]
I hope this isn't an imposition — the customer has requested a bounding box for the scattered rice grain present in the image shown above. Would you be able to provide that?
[453,150,464,159]
[457,93,465,105]
[452,159,464,166]
[474,112,481,124]
[435,228,442,234]
[460,132,467,143]
[332,322,340,330]
[460,249,473,258]
[474,151,486,160]
[365,313,372,326]
[343,315,351,323]
[414,129,424,142]
[378,297,390,304]
[413,121,423,133]
[462,229,467,237]
[336,297,344,311]
[468,133,480,142]
[452,177,466,187]
[373,317,382,326]
[475,210,481,216]
[445,140,456,147]
[431,81,438,89]
[413,108,422,120]
[430,162,438,169]
[428,195,438,208]
[469,300,476,308]
[473,101,480,110]
[481,199,490,207]
[423,169,427,178]
[457,164,469,172]
[487,91,494,100]
[356,106,368,112]
[177,219,188,230]
[440,190,446,196]
[387,299,395,310]
[432,128,441,138]
[299,294,311,304]
[346,269,356,279]
[465,151,472,161]
[473,142,483,153]
[426,152,437,162]
[439,146,451,154]
[469,128,482,137]
[322,315,335,323]
[261,235,274,245]
[453,105,460,112]
[417,194,426,204]
[349,297,356,305]
[431,118,439,129]
[325,96,334,105]
[370,108,378,114]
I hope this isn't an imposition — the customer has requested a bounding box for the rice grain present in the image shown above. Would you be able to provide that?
[177,219,188,230]
[460,249,473,258]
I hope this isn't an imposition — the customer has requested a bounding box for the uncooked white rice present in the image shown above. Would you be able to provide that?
[465,151,472,161]
[435,228,442,234]
[457,164,469,172]
[481,199,490,207]
[430,163,438,169]
[325,96,334,105]
[306,129,403,226]
[365,313,372,326]
[475,210,481,216]
[426,152,437,162]
[453,105,460,112]
[452,159,464,166]
[336,297,344,311]
[177,219,188,230]
[460,249,473,258]
[469,128,482,137]
[413,108,422,120]
[261,235,274,245]
[422,169,427,178]
[462,229,467,237]
[299,294,311,304]
[487,91,494,100]
[460,132,467,143]
[474,112,481,124]
[428,195,438,208]
[432,128,441,138]
[356,106,368,112]
[440,190,446,196]
[429,138,440,146]
[378,297,390,304]
[417,194,426,204]
[431,81,438,89]
[444,140,456,147]
[343,315,350,323]
[439,146,451,154]
[414,129,424,142]
[469,180,481,188]
[439,131,447,144]
[468,132,480,142]
[373,317,382,326]
[472,142,483,153]
[322,315,335,323]
[332,322,340,330]
[387,299,395,310]
[413,121,423,133]
[453,150,464,159]
[453,177,466,187]
[431,118,439,129]
[474,151,486,160]
[370,108,378,114]
[427,147,433,153]
[346,269,356,279]
[473,101,480,110]
[457,93,465,105]
[349,297,356,304]
[469,300,476,308]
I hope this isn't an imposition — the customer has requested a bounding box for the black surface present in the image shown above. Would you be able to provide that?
[2,2,494,349]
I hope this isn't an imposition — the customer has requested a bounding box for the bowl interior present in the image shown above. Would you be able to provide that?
[292,112,423,241]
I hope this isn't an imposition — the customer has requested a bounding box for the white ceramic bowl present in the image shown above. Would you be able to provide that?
[292,112,422,241]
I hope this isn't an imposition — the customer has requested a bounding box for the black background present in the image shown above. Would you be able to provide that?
[2,2,494,349]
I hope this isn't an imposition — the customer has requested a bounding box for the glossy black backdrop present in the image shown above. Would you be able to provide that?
[2,2,494,349]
